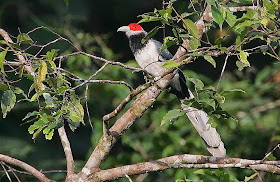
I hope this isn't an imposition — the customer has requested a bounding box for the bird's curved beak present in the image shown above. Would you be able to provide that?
[117,26,130,32]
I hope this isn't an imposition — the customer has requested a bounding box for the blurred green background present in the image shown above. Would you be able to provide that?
[0,0,280,181]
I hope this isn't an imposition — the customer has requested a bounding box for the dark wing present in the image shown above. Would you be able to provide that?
[153,39,173,61]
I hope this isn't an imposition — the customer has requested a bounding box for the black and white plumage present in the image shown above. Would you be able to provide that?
[118,23,226,157]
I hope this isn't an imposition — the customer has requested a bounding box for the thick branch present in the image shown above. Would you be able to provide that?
[77,73,175,180]
[77,2,216,181]
[0,154,51,182]
[58,126,75,178]
[90,154,280,181]
[228,6,258,12]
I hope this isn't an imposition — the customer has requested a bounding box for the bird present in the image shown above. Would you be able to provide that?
[117,23,226,157]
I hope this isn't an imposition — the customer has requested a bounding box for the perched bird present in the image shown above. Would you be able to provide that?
[117,23,226,157]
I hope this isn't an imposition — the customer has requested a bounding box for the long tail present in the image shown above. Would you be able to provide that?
[168,71,226,157]
[181,91,226,157]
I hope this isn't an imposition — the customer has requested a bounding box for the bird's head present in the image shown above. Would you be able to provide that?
[117,23,146,37]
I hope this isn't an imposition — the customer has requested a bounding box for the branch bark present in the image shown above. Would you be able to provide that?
[77,3,212,181]
[58,126,76,180]
[0,154,51,182]
[77,72,176,180]
[0,29,34,74]
[89,154,280,181]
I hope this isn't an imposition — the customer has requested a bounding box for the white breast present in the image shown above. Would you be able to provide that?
[134,41,166,77]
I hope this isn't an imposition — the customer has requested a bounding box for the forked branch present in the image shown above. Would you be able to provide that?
[0,154,51,182]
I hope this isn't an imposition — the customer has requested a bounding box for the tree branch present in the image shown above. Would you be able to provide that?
[77,72,176,180]
[0,154,51,182]
[89,154,280,181]
[58,126,75,180]
[0,29,34,75]
[102,83,151,122]
[76,3,217,181]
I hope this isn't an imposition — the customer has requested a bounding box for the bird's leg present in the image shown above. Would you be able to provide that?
[142,72,154,83]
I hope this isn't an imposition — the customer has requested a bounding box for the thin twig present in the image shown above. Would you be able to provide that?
[102,83,151,122]
[85,84,95,135]
[251,168,264,182]
[3,163,22,182]
[216,54,229,91]
[262,144,280,161]
[72,62,109,90]
[0,162,12,182]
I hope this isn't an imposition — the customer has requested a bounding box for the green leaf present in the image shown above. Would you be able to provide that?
[220,89,245,96]
[43,94,54,107]
[194,169,206,175]
[244,173,257,182]
[211,5,224,30]
[203,55,216,68]
[206,0,215,6]
[0,48,8,75]
[199,98,216,109]
[32,126,43,140]
[188,37,200,50]
[183,19,199,38]
[161,36,177,51]
[141,26,159,44]
[212,110,235,120]
[37,60,48,90]
[23,111,40,120]
[48,60,57,72]
[13,87,28,99]
[17,33,32,44]
[181,12,196,19]
[236,61,246,71]
[67,97,84,124]
[161,109,186,126]
[67,115,81,131]
[162,60,182,68]
[225,9,237,27]
[43,49,59,61]
[0,83,9,91]
[187,77,204,89]
[28,83,36,96]
[19,64,24,78]
[1,90,16,118]
[239,51,250,66]
[235,30,247,51]
[138,16,162,24]
[30,92,39,102]
[23,74,34,81]
[233,20,258,33]
[45,129,54,140]
[158,7,172,20]
[214,93,225,104]
[28,124,39,134]
[43,123,57,134]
